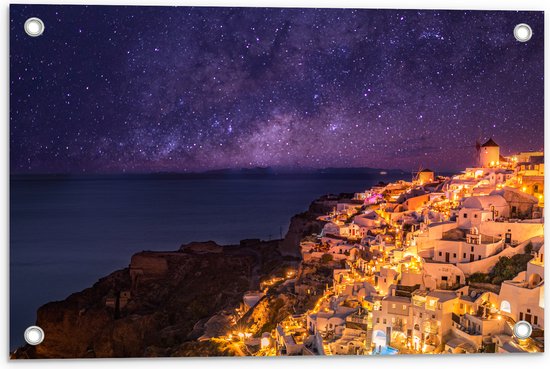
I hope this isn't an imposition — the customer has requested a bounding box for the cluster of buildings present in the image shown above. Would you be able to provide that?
[273,139,545,355]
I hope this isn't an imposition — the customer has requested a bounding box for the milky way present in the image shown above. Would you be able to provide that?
[10,5,544,173]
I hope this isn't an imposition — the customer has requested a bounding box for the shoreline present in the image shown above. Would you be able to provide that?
[11,192,338,358]
[11,174,395,351]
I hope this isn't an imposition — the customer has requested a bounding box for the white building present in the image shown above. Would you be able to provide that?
[458,195,509,229]
[410,290,458,352]
[498,245,544,329]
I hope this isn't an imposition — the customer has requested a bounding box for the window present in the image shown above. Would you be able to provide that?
[438,252,442,257]
[463,213,468,218]
[376,318,380,323]
[534,316,538,325]
[453,253,457,258]
[432,314,435,319]
[391,317,395,323]
[402,305,406,310]
[463,253,466,258]
[478,255,481,260]
[527,309,531,313]
[474,214,478,218]
[419,313,423,319]
[471,246,474,252]
[383,319,387,324]
[520,312,524,320]
[460,303,464,309]
[392,303,396,309]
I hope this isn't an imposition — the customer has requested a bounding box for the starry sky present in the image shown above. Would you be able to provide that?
[10,5,544,174]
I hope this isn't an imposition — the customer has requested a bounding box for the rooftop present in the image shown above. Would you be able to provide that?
[427,290,458,303]
[481,138,499,147]
[384,295,411,303]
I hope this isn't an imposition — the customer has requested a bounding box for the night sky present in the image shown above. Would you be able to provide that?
[10,6,544,173]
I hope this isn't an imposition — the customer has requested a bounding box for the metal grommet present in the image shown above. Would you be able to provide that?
[24,17,45,37]
[513,320,532,339]
[24,325,45,345]
[514,23,532,42]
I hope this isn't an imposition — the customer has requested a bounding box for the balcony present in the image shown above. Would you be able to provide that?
[452,320,480,336]
[346,314,370,325]
[392,321,405,332]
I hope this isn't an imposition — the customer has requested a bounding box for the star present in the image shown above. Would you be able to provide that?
[9,6,544,173]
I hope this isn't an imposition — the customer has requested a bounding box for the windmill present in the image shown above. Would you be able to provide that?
[412,165,424,183]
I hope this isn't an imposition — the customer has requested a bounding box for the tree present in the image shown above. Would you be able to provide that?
[489,253,533,285]
[468,272,489,283]
[468,251,534,285]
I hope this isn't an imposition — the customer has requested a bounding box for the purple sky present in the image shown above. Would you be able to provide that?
[10,6,544,173]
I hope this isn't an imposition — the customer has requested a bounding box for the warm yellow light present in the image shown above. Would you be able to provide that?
[261,337,270,349]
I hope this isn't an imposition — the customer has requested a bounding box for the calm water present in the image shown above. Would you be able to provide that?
[9,173,404,349]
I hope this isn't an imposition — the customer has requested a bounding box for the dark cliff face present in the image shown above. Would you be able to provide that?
[12,198,329,359]
[13,240,282,359]
[278,199,333,257]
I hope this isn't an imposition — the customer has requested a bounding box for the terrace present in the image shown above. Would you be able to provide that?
[442,228,501,245]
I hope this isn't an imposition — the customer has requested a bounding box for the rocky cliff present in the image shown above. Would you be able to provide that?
[12,197,333,359]
[278,197,334,257]
[13,240,282,358]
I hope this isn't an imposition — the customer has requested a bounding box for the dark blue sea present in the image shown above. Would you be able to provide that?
[9,172,405,349]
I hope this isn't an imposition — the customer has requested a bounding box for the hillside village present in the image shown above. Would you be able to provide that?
[226,139,544,356]
[13,139,545,359]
